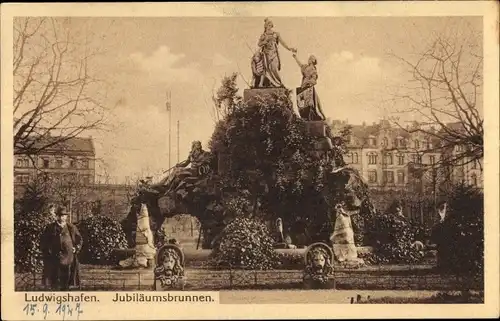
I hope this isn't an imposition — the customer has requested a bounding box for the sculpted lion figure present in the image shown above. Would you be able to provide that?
[153,245,185,290]
[303,242,334,286]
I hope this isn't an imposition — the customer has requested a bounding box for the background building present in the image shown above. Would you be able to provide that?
[330,119,483,191]
[14,136,96,187]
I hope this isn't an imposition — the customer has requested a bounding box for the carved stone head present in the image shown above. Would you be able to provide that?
[191,140,202,152]
[305,243,334,273]
[308,55,317,66]
[264,18,274,31]
[311,249,327,269]
[162,250,178,270]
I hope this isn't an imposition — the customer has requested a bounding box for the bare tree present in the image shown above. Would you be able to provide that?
[13,17,107,157]
[388,29,483,171]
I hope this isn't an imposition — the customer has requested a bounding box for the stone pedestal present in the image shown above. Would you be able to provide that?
[313,137,333,150]
[243,88,289,106]
[119,204,156,269]
[305,121,328,137]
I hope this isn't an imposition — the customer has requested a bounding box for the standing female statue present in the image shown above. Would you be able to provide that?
[256,18,297,88]
[293,52,326,121]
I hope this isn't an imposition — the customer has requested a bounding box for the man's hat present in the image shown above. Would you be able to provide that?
[55,207,69,216]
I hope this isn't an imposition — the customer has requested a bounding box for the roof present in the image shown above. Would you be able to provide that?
[329,119,444,148]
[25,136,95,155]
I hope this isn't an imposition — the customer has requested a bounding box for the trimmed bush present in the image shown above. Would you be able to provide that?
[77,215,128,264]
[14,211,54,272]
[210,217,279,270]
[276,252,304,269]
[364,213,424,264]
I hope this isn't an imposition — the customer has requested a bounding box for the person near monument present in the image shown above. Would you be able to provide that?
[40,207,82,290]
[47,203,57,221]
[256,18,297,87]
[151,140,211,195]
[293,52,326,121]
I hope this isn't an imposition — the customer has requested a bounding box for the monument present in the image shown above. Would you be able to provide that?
[123,18,376,254]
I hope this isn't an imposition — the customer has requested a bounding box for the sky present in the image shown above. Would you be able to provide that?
[17,16,482,183]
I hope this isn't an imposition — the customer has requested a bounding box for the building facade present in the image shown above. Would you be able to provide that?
[330,119,483,192]
[14,136,96,190]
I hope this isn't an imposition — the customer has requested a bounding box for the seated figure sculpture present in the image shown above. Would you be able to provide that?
[150,140,212,197]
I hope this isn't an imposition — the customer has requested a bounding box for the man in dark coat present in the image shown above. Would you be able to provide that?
[40,207,83,290]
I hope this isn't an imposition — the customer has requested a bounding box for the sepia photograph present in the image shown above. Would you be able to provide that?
[1,2,498,320]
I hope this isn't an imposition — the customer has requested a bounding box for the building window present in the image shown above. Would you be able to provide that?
[414,140,420,149]
[382,137,388,147]
[369,136,377,147]
[55,158,63,168]
[352,152,359,164]
[66,172,77,182]
[398,138,405,148]
[69,159,76,168]
[82,175,90,185]
[16,157,30,168]
[368,153,378,165]
[456,145,464,153]
[368,170,377,183]
[397,170,405,184]
[471,173,478,186]
[15,174,30,184]
[456,167,465,182]
[427,139,433,150]
[346,152,353,164]
[412,154,422,164]
[397,154,405,165]
[429,155,436,165]
[384,153,393,165]
[82,158,89,169]
[42,158,50,168]
[383,170,395,184]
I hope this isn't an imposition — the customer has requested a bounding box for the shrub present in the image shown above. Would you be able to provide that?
[364,213,424,264]
[14,211,54,272]
[439,184,483,278]
[77,215,128,264]
[210,217,279,270]
[276,252,303,269]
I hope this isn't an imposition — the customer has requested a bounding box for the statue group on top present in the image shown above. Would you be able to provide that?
[250,18,326,122]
